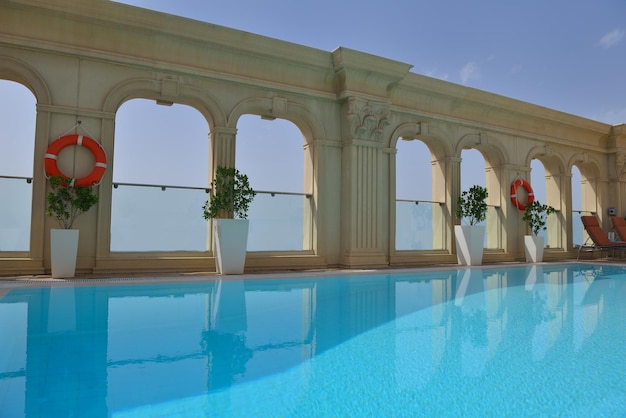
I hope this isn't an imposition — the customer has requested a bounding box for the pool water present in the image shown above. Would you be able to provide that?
[0,263,624,417]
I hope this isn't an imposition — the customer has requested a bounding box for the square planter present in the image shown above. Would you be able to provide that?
[454,225,485,266]
[50,229,79,278]
[214,219,249,274]
[524,235,545,263]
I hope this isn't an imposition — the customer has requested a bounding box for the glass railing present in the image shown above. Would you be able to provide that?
[0,175,596,255]
[247,190,312,251]
[110,183,312,252]
[0,175,33,251]
[111,182,210,252]
[395,200,444,250]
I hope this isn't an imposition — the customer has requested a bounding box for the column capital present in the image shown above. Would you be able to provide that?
[211,128,237,172]
[343,97,390,143]
[210,126,237,137]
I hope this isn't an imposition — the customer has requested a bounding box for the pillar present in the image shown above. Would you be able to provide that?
[443,156,461,252]
[340,97,390,268]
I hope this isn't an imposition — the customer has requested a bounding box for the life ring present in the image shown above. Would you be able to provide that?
[510,179,534,211]
[44,134,107,187]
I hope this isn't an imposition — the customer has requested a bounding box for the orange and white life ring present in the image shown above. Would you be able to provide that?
[510,179,534,211]
[44,134,107,187]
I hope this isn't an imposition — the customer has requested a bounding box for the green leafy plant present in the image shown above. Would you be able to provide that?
[46,175,99,229]
[202,166,256,220]
[522,200,555,236]
[455,185,488,226]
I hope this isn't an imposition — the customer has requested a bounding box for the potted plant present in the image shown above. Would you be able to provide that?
[521,200,555,262]
[202,166,256,274]
[46,175,99,278]
[454,185,488,266]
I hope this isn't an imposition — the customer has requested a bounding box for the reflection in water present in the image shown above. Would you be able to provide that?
[203,280,252,390]
[0,264,624,416]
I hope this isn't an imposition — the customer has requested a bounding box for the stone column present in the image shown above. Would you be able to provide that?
[207,127,237,250]
[307,138,342,263]
[609,125,626,222]
[340,98,390,268]
[562,172,574,250]
[444,156,461,252]
[545,171,566,249]
[505,164,530,258]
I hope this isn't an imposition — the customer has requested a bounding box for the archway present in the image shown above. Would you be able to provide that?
[395,138,439,250]
[0,80,36,251]
[235,115,308,251]
[110,98,210,251]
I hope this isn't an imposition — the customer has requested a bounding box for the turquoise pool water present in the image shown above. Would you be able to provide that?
[0,263,624,417]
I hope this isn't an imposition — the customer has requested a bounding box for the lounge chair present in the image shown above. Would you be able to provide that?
[610,216,626,241]
[578,216,626,259]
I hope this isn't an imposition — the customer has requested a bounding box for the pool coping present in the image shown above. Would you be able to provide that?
[0,259,621,289]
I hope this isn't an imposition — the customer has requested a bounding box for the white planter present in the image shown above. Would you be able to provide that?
[454,225,485,266]
[214,219,249,274]
[50,229,79,278]
[524,235,545,263]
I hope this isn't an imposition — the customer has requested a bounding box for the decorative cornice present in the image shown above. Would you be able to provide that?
[332,47,412,99]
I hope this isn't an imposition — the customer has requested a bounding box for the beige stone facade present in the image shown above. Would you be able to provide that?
[1,0,625,275]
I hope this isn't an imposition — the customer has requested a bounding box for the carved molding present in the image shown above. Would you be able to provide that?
[346,98,389,142]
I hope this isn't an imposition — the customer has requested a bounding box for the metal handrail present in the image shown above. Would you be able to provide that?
[0,174,32,183]
[112,181,210,193]
[256,190,312,198]
[396,198,443,205]
[112,182,311,198]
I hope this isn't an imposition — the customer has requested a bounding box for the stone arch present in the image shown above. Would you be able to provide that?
[568,152,602,180]
[228,96,325,143]
[388,122,453,253]
[526,146,567,201]
[455,132,508,167]
[0,56,51,104]
[102,77,226,129]
[569,152,604,216]
[390,122,452,204]
[525,145,566,176]
[525,145,568,249]
[456,131,508,205]
[227,96,320,254]
[455,131,509,250]
[389,122,451,159]
[0,57,51,263]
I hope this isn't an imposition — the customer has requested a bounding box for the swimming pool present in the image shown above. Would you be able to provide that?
[0,263,624,417]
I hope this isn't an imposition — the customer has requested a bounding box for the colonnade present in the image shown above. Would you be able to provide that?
[1,0,625,275]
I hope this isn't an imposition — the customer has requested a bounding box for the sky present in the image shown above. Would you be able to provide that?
[113,0,626,125]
